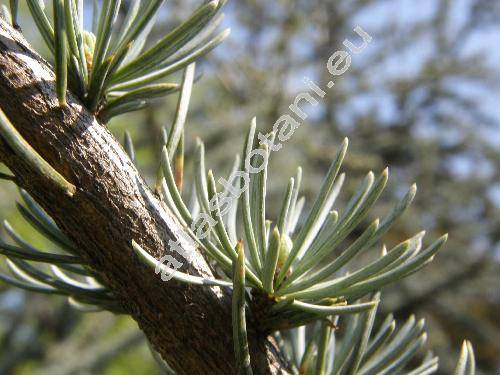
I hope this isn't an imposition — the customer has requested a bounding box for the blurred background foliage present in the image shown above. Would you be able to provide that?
[0,0,499,373]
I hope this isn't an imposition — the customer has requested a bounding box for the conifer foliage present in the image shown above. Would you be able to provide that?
[0,1,476,373]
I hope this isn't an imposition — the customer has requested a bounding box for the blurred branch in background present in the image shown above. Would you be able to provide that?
[36,322,145,375]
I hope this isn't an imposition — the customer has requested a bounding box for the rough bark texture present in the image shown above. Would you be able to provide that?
[0,19,289,374]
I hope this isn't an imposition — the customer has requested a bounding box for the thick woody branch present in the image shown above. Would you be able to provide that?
[0,19,288,374]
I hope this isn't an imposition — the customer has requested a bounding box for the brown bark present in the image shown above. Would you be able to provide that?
[0,19,289,374]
